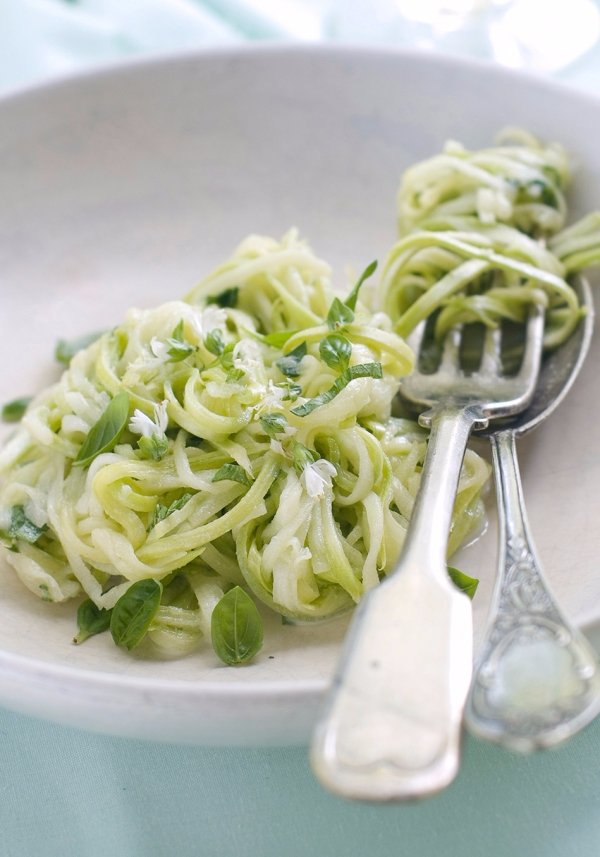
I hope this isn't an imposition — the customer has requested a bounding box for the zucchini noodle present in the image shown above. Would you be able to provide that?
[380,129,598,350]
[0,229,489,660]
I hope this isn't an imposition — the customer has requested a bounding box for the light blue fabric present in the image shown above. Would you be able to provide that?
[2,703,600,857]
[2,3,600,855]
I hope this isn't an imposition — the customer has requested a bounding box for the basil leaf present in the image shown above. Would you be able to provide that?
[326,297,354,329]
[166,340,196,362]
[319,334,352,372]
[8,505,48,544]
[292,442,316,473]
[211,586,263,666]
[207,287,239,308]
[344,260,378,311]
[281,382,302,401]
[74,391,130,467]
[259,413,288,437]
[138,434,169,462]
[55,331,105,365]
[73,599,112,644]
[276,342,307,378]
[2,396,32,422]
[149,492,194,530]
[171,320,185,341]
[527,179,558,208]
[212,463,251,487]
[219,345,235,370]
[162,320,196,362]
[205,329,225,356]
[291,362,382,417]
[447,566,479,599]
[110,579,162,650]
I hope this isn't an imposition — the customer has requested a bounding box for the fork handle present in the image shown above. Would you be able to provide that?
[465,429,600,751]
[310,406,482,801]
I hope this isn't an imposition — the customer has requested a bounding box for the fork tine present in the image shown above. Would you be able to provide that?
[406,320,427,355]
[514,303,545,396]
[479,327,502,376]
[439,327,462,373]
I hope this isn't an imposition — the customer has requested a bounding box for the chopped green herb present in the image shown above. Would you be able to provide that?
[292,442,316,473]
[8,505,48,544]
[218,345,235,371]
[2,396,32,423]
[344,260,378,311]
[319,334,352,372]
[447,566,479,599]
[110,579,162,650]
[165,321,196,362]
[74,599,112,644]
[526,179,558,208]
[291,362,382,417]
[212,463,252,487]
[326,297,354,329]
[207,287,239,308]
[281,382,302,401]
[149,492,194,530]
[259,413,288,438]
[211,586,263,666]
[55,331,105,365]
[74,391,130,467]
[138,433,169,462]
[205,329,225,356]
[276,342,307,378]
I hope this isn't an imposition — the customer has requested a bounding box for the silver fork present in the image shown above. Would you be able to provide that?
[310,305,545,801]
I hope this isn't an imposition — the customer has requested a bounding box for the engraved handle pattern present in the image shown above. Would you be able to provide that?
[466,430,600,751]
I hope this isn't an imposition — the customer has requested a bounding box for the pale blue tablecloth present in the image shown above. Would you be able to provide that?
[2,3,600,856]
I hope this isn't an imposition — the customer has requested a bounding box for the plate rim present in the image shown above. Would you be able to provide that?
[1,42,599,740]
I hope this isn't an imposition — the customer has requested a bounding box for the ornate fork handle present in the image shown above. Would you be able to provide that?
[465,429,600,751]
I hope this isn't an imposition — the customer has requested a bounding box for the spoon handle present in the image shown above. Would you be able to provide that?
[465,428,600,751]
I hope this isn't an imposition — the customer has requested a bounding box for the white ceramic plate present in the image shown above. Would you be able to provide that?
[2,46,600,745]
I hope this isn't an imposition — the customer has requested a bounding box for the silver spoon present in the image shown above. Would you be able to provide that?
[465,277,600,751]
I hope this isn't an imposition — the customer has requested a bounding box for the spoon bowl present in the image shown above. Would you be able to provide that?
[466,277,600,751]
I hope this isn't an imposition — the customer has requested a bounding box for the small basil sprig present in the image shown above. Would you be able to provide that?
[138,434,169,462]
[207,286,239,308]
[166,320,196,362]
[205,329,225,356]
[447,566,479,599]
[1,396,32,423]
[211,586,263,666]
[326,298,354,329]
[212,464,252,487]
[292,442,316,473]
[74,391,130,467]
[319,334,351,372]
[276,342,307,378]
[326,260,378,329]
[344,259,377,311]
[73,599,112,644]
[55,331,106,366]
[149,492,194,530]
[110,579,162,651]
[259,413,288,438]
[291,362,382,417]
[8,505,48,544]
[281,382,302,401]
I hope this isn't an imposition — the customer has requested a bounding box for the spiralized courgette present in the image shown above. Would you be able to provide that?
[380,129,597,349]
[0,229,489,660]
